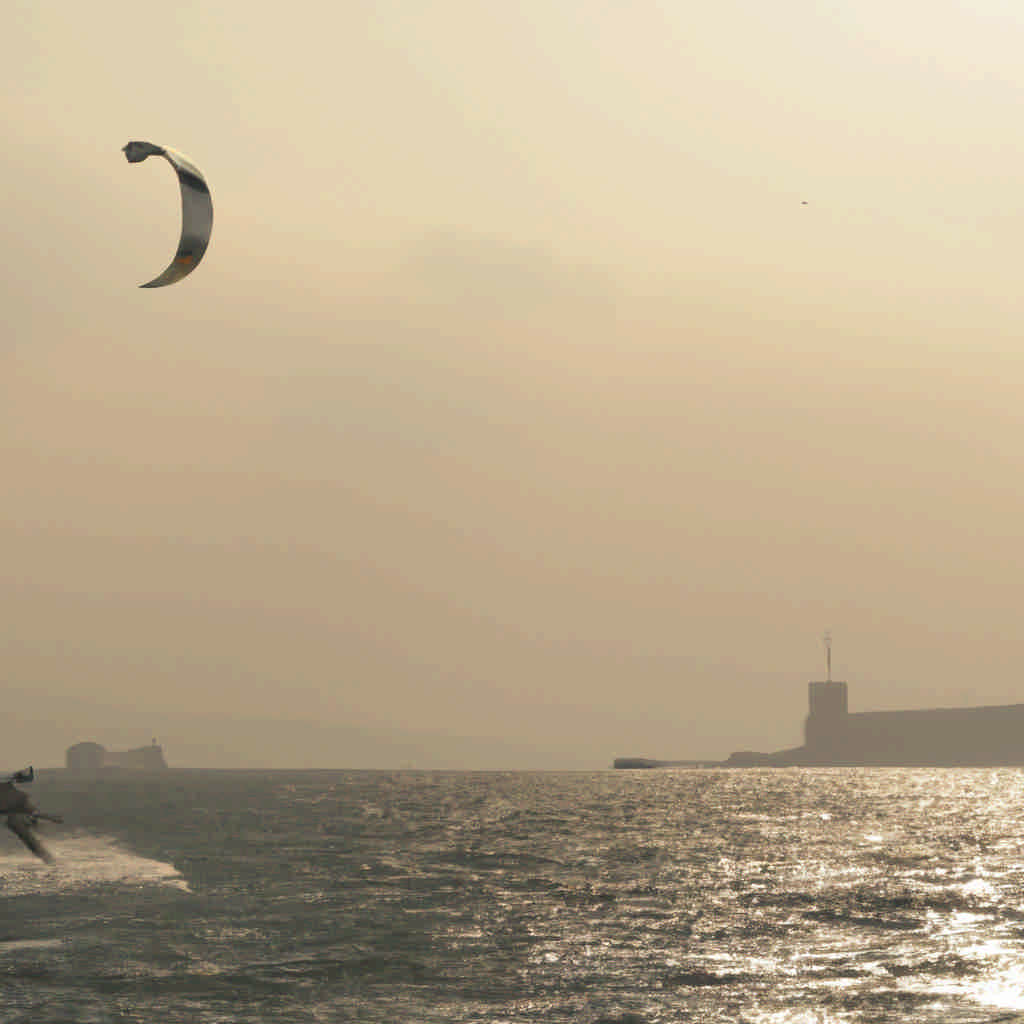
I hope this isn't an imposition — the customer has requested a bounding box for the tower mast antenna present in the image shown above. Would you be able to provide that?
[824,630,832,683]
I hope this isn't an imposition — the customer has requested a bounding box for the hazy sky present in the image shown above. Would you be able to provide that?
[6,1,1024,769]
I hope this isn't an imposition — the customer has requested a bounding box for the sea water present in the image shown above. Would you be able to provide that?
[3,768,1024,1023]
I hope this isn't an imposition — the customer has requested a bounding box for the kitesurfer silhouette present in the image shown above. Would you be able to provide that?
[0,770,61,862]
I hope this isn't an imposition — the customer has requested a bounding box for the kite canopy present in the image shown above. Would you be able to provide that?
[123,140,213,288]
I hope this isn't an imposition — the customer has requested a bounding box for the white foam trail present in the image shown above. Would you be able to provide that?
[0,938,62,952]
[0,835,190,894]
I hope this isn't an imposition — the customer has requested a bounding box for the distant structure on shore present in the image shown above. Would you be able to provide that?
[66,739,168,773]
[615,636,1024,768]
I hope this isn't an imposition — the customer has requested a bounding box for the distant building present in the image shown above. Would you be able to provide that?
[616,679,1024,769]
[798,679,1024,766]
[65,739,168,773]
[65,741,106,774]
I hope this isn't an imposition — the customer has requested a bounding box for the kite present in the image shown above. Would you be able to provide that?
[123,140,213,288]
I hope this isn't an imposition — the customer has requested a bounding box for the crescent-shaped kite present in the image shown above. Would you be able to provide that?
[123,140,213,288]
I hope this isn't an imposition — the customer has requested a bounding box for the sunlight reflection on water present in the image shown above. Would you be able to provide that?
[6,768,1024,1023]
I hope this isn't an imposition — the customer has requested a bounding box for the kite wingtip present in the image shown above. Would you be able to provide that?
[122,140,165,164]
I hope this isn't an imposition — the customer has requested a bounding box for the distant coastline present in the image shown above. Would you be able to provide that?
[614,680,1024,768]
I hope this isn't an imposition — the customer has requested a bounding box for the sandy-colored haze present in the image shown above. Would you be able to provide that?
[5,1,1024,768]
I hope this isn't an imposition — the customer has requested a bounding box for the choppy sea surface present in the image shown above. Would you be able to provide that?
[4,769,1024,1023]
